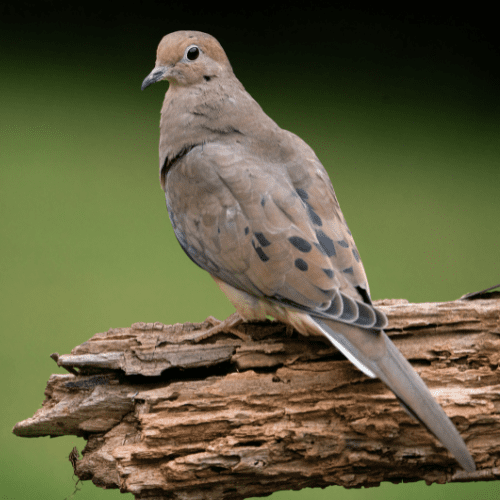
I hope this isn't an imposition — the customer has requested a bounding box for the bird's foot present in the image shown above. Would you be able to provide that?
[192,313,249,343]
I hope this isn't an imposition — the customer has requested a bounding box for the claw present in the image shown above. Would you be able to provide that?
[190,313,248,342]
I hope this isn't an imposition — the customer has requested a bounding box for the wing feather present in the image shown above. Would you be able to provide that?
[165,141,386,329]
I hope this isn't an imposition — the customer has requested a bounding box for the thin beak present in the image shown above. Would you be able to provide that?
[141,66,169,90]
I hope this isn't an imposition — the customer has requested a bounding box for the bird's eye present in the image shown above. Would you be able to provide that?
[187,46,199,61]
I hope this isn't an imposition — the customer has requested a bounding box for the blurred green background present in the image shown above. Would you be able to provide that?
[1,4,498,499]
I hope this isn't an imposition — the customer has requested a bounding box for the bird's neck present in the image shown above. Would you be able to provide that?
[158,77,284,182]
[160,79,250,155]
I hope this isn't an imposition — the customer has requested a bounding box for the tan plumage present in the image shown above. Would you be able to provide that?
[142,30,475,472]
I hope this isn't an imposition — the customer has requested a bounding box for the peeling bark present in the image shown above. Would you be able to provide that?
[13,294,500,499]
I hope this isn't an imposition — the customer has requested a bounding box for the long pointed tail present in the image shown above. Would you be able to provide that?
[315,317,475,472]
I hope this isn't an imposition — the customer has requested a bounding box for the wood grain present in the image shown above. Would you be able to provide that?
[14,294,500,499]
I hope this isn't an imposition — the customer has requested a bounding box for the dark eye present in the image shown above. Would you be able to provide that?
[187,46,199,61]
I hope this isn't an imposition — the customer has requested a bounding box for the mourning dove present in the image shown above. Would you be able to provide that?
[142,30,475,472]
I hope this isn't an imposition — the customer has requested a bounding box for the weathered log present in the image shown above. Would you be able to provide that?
[13,293,500,499]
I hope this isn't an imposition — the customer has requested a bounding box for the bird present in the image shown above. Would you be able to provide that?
[141,30,475,472]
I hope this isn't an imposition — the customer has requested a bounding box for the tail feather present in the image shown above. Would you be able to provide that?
[315,317,476,472]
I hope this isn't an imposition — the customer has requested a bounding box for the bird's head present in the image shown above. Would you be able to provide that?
[141,30,233,90]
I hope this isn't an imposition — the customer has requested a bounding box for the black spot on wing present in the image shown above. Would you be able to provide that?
[295,189,321,225]
[296,188,308,201]
[352,248,360,262]
[251,240,269,262]
[316,230,336,257]
[255,247,270,262]
[244,227,249,235]
[261,197,266,207]
[337,239,349,248]
[323,268,334,279]
[288,236,312,253]
[343,266,354,274]
[295,258,308,271]
[305,202,322,226]
[254,232,271,247]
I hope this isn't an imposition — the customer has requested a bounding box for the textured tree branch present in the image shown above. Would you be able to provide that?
[13,293,500,499]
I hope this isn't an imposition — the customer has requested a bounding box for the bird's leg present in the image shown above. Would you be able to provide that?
[190,312,250,343]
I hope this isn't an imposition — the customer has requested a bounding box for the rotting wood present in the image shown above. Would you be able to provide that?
[13,293,500,499]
